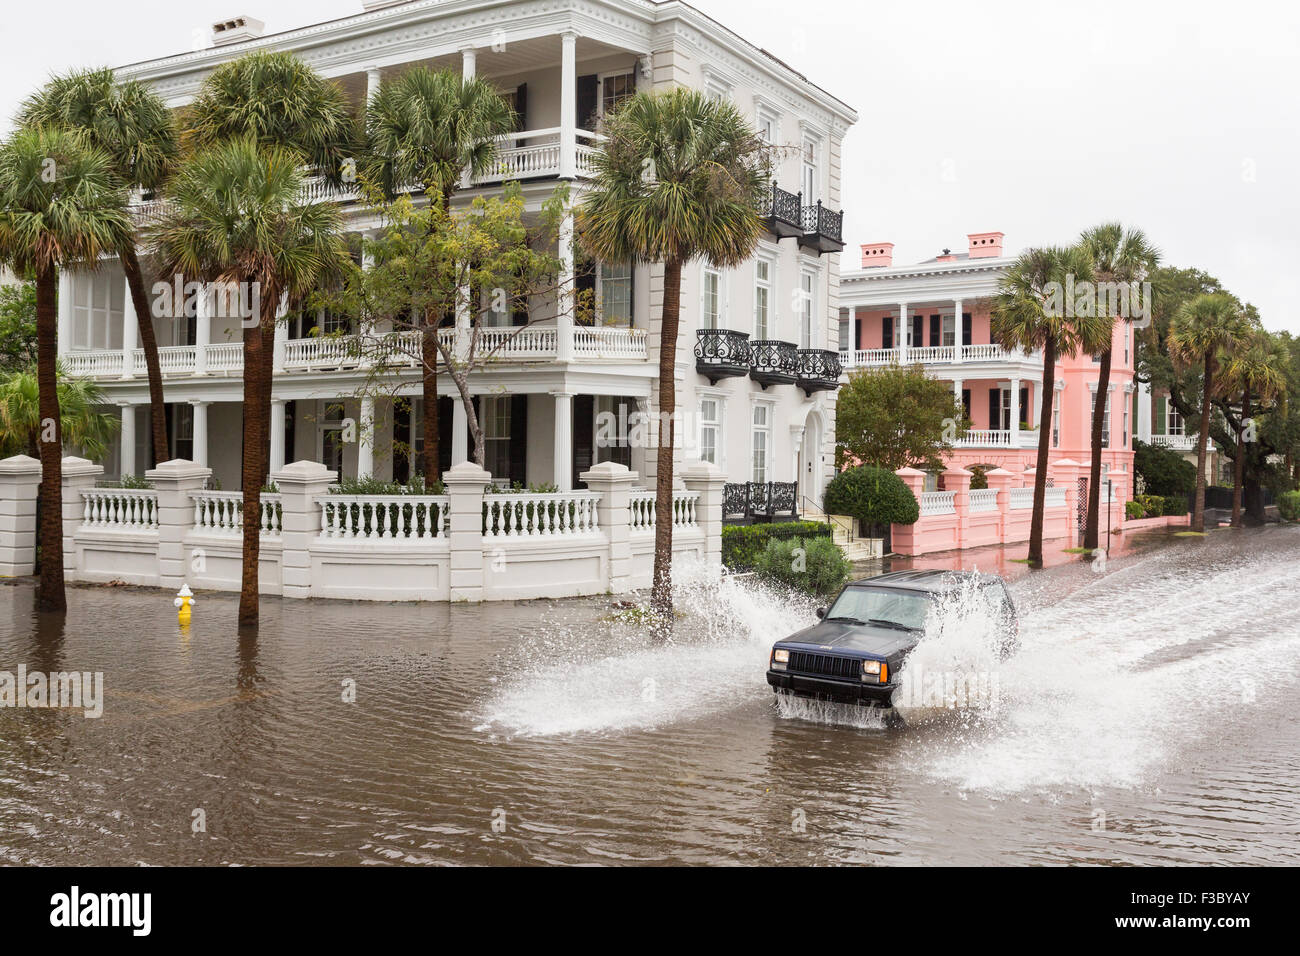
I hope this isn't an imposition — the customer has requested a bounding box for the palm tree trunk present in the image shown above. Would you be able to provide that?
[1231,386,1249,528]
[650,257,683,617]
[1027,338,1057,567]
[1083,345,1112,550]
[259,318,275,486]
[237,303,270,626]
[120,244,168,466]
[420,316,439,480]
[35,266,66,612]
[1191,354,1214,533]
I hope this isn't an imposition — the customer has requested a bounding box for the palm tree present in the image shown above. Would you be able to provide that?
[0,126,130,611]
[1078,223,1160,549]
[0,364,119,460]
[1168,292,1245,532]
[992,245,1103,566]
[1220,330,1287,526]
[578,88,771,616]
[363,67,516,479]
[185,50,358,485]
[153,138,346,626]
[19,67,180,466]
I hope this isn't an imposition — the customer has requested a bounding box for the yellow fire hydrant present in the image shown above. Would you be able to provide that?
[174,583,195,625]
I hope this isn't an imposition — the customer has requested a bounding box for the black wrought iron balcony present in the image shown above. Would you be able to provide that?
[799,200,845,254]
[748,339,799,388]
[761,183,803,239]
[796,348,843,395]
[694,328,752,383]
[723,481,799,521]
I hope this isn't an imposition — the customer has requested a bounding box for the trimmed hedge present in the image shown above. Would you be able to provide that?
[1162,495,1189,517]
[1125,500,1145,521]
[1278,490,1300,521]
[823,465,919,529]
[751,535,851,597]
[722,520,832,571]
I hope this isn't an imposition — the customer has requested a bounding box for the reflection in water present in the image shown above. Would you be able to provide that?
[0,526,1298,865]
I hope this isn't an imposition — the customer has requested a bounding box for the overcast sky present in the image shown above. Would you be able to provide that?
[4,0,1298,331]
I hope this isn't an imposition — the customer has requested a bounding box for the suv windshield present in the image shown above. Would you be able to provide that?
[824,587,930,631]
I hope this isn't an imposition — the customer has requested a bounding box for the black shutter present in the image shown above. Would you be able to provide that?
[929,314,941,347]
[961,389,971,422]
[882,315,893,349]
[911,315,923,349]
[572,395,594,489]
[284,400,296,470]
[962,312,972,346]
[988,389,1000,432]
[470,395,480,465]
[508,395,528,485]
[437,396,453,477]
[511,289,528,327]
[577,75,599,132]
[514,83,528,132]
[576,259,596,325]
[1019,387,1029,427]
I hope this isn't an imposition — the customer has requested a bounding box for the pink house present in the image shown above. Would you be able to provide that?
[838,232,1137,545]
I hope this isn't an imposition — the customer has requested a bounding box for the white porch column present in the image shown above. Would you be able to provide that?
[451,397,469,466]
[1010,377,1021,444]
[897,302,909,363]
[119,404,136,477]
[556,211,575,362]
[357,395,375,478]
[952,378,963,404]
[273,292,288,373]
[121,275,137,379]
[953,297,964,362]
[57,270,73,356]
[553,391,574,491]
[366,66,382,105]
[1137,378,1152,441]
[194,283,210,375]
[559,31,577,179]
[461,46,477,79]
[191,400,209,468]
[269,399,286,474]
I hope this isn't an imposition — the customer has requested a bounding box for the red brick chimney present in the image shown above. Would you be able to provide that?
[860,243,894,268]
[967,232,1004,259]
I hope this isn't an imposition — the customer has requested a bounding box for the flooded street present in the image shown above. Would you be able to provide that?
[2,525,1298,866]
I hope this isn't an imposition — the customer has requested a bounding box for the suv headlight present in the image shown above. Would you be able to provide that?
[861,660,887,683]
[771,649,789,669]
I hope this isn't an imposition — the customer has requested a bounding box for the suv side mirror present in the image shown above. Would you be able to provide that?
[815,607,827,619]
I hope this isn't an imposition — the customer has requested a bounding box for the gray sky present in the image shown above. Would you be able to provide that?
[4,0,1298,331]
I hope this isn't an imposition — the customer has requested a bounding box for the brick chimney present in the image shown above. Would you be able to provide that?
[967,231,1005,259]
[936,247,956,262]
[860,243,894,268]
[211,15,264,45]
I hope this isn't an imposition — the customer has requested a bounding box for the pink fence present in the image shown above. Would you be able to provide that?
[889,460,1126,556]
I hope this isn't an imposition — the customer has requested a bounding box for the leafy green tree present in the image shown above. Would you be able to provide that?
[1219,329,1287,526]
[1078,222,1160,549]
[0,278,37,372]
[823,465,920,534]
[153,138,347,627]
[834,363,966,473]
[0,126,130,611]
[992,244,1104,566]
[363,67,516,478]
[1133,438,1196,497]
[1168,292,1245,531]
[0,365,119,459]
[578,87,771,618]
[20,67,180,464]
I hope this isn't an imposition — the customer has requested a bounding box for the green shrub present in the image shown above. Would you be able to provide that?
[967,465,992,491]
[1136,494,1164,518]
[1125,500,1145,521]
[751,536,850,597]
[1134,439,1197,497]
[1162,494,1189,517]
[330,475,446,496]
[1278,490,1300,521]
[721,521,832,571]
[823,465,919,530]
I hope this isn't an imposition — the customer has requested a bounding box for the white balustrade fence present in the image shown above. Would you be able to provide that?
[920,490,956,516]
[629,490,701,532]
[191,491,281,536]
[1008,487,1037,510]
[484,491,601,537]
[968,488,999,512]
[81,488,159,530]
[318,495,449,540]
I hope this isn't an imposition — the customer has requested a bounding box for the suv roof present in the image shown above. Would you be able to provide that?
[848,569,993,594]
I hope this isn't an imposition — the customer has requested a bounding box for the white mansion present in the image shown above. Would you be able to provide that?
[59,0,856,504]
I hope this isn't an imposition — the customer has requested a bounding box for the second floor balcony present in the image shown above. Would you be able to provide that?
[840,343,1040,369]
[748,339,799,388]
[761,184,843,255]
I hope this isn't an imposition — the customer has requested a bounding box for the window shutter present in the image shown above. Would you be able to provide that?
[911,314,923,348]
[962,312,972,346]
[509,395,528,485]
[1155,396,1166,435]
[437,396,454,476]
[988,389,1000,432]
[961,389,971,422]
[882,315,893,349]
[929,314,940,347]
[1019,387,1029,427]
[577,75,599,130]
[514,83,528,132]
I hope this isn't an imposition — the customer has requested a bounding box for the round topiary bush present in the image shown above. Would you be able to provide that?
[823,465,920,531]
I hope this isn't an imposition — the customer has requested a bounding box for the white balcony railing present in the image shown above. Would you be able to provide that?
[1149,433,1196,451]
[955,429,1013,447]
[63,326,648,381]
[919,490,956,516]
[839,343,1039,369]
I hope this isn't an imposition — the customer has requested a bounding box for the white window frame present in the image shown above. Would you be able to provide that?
[482,395,512,478]
[697,393,726,469]
[798,268,817,349]
[750,402,773,483]
[753,255,774,340]
[1167,401,1184,436]
[597,260,633,327]
[755,101,780,145]
[700,266,723,330]
[801,136,819,200]
[1052,390,1061,447]
[597,71,636,119]
[942,314,956,347]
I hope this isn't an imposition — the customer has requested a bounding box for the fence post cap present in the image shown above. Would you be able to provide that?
[681,459,724,481]
[0,454,41,474]
[1051,458,1082,468]
[894,466,926,477]
[270,460,335,485]
[144,459,210,481]
[61,456,105,478]
[579,460,639,484]
[443,461,492,484]
[942,465,972,477]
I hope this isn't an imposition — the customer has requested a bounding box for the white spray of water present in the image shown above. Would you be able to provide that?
[478,559,815,736]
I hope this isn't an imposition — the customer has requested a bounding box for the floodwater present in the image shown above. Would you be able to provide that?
[1,525,1297,865]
